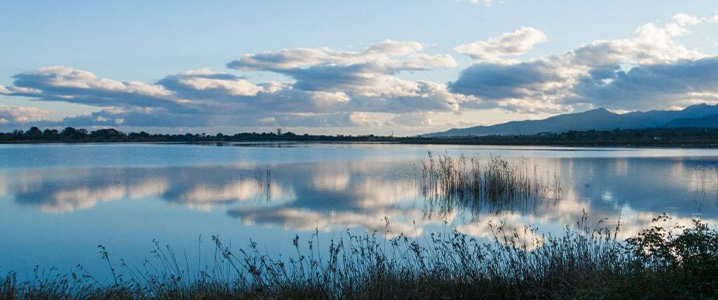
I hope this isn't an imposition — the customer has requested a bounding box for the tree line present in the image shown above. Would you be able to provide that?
[2,126,718,146]
[0,126,391,143]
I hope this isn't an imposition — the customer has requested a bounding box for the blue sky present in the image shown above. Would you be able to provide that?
[1,0,718,135]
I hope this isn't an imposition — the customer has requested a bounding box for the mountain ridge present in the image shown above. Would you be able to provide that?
[424,104,718,137]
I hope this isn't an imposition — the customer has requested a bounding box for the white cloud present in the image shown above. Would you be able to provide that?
[309,91,351,107]
[36,66,173,97]
[159,68,265,98]
[228,40,455,72]
[386,111,437,127]
[629,22,705,63]
[2,40,466,130]
[451,16,718,112]
[227,48,331,71]
[671,13,718,26]
[348,112,383,126]
[0,105,50,124]
[2,14,717,131]
[455,27,547,63]
[10,66,185,109]
[227,40,457,101]
[178,77,262,97]
[672,13,702,26]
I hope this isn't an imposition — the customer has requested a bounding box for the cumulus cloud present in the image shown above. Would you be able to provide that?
[228,40,457,102]
[568,57,718,110]
[227,40,455,72]
[452,59,566,100]
[2,14,718,131]
[451,16,718,112]
[10,66,184,108]
[47,107,212,127]
[2,40,466,130]
[672,13,702,26]
[386,111,437,127]
[671,13,718,26]
[0,105,50,125]
[347,112,383,127]
[455,27,547,63]
[159,68,264,98]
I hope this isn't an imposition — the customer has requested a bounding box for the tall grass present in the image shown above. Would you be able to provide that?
[3,214,718,299]
[421,153,561,217]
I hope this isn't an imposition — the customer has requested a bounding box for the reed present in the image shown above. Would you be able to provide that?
[421,153,561,217]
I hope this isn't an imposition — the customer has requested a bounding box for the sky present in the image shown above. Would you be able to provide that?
[1,0,718,135]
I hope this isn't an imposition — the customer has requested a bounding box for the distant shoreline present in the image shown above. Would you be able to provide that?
[4,139,718,148]
[2,126,718,148]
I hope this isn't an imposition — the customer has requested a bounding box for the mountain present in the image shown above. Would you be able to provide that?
[424,104,718,137]
[664,113,718,128]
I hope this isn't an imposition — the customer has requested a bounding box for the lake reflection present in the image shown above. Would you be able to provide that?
[1,144,718,279]
[7,155,718,235]
[13,166,295,213]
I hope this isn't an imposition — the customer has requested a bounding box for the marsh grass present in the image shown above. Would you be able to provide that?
[421,153,561,218]
[3,214,718,299]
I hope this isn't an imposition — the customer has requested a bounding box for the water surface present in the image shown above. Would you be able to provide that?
[1,143,717,280]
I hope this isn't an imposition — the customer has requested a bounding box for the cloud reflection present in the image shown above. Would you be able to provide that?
[312,171,350,191]
[230,208,421,238]
[456,213,545,250]
[4,156,718,239]
[0,173,7,197]
[179,179,295,211]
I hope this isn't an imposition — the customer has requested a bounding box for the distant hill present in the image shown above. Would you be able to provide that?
[664,113,718,128]
[424,104,718,137]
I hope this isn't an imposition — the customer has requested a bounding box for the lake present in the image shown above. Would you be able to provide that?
[1,143,718,280]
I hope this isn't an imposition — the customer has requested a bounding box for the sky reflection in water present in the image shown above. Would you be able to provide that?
[1,144,718,279]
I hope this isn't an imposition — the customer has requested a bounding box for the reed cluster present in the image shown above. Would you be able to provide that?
[421,153,561,217]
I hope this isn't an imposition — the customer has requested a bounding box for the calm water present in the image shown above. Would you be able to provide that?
[2,143,718,280]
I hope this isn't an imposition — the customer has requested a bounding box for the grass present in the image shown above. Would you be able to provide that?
[2,214,718,299]
[421,153,562,217]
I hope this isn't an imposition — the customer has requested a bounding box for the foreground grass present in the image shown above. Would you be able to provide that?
[2,214,718,300]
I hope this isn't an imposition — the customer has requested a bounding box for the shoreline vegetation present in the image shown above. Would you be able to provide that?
[2,215,718,299]
[3,126,718,147]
